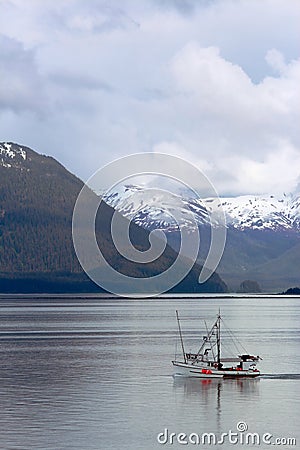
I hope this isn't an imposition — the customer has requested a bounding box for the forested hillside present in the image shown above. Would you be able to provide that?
[0,142,227,293]
[0,142,83,273]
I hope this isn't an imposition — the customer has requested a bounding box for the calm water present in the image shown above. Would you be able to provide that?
[0,296,299,449]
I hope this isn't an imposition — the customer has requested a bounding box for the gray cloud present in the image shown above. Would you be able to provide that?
[49,72,115,92]
[0,35,46,113]
[0,0,299,195]
[151,0,198,15]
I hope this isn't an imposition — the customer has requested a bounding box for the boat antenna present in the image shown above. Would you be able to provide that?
[176,310,187,363]
[216,309,221,366]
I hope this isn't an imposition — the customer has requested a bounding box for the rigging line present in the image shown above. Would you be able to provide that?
[176,310,187,363]
[221,322,243,355]
[219,340,234,355]
[218,318,243,354]
[222,332,241,355]
[221,318,248,354]
[196,317,217,356]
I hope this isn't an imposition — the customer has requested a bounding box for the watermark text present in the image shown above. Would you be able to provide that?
[157,422,296,446]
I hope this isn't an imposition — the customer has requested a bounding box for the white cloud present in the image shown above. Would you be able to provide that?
[266,49,287,75]
[164,42,300,194]
[215,141,300,195]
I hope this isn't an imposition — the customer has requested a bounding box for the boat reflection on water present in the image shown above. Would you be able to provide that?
[173,375,260,399]
[172,375,260,430]
[173,375,222,397]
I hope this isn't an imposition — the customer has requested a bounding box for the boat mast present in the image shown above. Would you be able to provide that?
[204,320,215,361]
[216,310,221,366]
[176,310,187,363]
[196,316,218,358]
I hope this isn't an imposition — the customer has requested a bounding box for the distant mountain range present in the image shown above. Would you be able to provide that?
[2,141,299,293]
[0,142,226,294]
[105,184,300,232]
[104,184,300,292]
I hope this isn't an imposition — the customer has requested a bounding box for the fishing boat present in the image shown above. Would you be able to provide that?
[172,310,261,378]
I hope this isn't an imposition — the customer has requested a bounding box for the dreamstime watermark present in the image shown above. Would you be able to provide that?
[157,422,297,446]
[72,153,226,297]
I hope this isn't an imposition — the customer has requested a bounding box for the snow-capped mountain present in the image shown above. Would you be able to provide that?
[104,184,300,233]
[104,184,300,292]
[221,194,300,231]
[104,184,212,232]
[0,142,227,294]
[1,141,298,292]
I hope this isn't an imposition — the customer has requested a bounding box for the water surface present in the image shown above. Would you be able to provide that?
[0,296,299,449]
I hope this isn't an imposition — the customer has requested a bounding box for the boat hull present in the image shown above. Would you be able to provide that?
[172,361,223,378]
[222,370,260,378]
[172,361,260,378]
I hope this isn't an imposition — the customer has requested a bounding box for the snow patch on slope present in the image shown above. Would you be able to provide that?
[0,143,27,168]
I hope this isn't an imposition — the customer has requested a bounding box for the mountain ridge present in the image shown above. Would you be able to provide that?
[0,142,227,294]
[104,184,300,292]
[104,184,300,233]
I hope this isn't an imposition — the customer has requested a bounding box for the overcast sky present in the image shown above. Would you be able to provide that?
[0,0,299,196]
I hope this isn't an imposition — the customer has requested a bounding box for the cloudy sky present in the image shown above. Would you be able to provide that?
[0,0,299,196]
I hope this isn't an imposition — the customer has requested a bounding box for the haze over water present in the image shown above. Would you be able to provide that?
[0,296,299,449]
